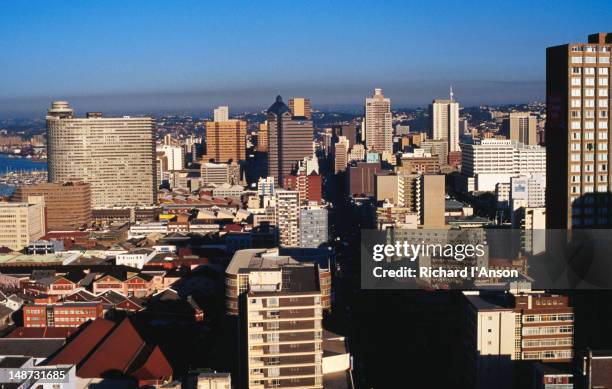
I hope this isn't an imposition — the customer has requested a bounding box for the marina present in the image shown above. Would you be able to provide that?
[0,154,47,196]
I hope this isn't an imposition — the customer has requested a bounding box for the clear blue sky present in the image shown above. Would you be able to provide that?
[1,0,611,116]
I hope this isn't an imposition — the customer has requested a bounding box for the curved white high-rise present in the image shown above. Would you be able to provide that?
[46,101,156,208]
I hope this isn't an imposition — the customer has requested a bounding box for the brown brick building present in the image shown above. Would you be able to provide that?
[23,301,104,327]
[12,182,92,231]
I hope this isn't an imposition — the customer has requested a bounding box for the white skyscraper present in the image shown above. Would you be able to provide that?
[364,88,393,153]
[430,88,460,153]
[213,105,229,122]
[46,101,156,208]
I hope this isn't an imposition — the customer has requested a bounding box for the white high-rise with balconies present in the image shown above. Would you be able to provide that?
[46,101,156,208]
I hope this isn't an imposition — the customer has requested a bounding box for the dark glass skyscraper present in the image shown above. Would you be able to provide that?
[267,96,314,183]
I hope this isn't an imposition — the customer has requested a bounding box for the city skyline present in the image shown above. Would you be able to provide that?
[1,1,612,116]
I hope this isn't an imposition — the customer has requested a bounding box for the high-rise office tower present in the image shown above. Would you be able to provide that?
[275,190,300,247]
[503,113,537,145]
[204,120,247,162]
[288,97,311,119]
[46,101,156,208]
[546,33,612,228]
[429,89,460,153]
[267,96,314,183]
[213,105,229,122]
[364,88,393,153]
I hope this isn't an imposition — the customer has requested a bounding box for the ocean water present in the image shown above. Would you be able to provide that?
[0,154,47,196]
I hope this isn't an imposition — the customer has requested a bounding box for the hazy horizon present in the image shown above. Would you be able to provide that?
[0,79,545,119]
[1,0,610,118]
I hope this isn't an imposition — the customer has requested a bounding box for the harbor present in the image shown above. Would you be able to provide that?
[0,154,47,196]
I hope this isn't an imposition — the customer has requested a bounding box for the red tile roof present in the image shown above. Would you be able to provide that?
[130,345,173,382]
[47,319,115,366]
[76,318,145,378]
[45,318,172,382]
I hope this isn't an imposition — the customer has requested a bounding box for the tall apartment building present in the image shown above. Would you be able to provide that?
[0,196,46,251]
[503,113,537,145]
[12,182,92,231]
[299,205,328,248]
[204,120,247,163]
[546,33,612,228]
[267,96,314,183]
[463,291,573,389]
[224,249,325,388]
[429,93,460,153]
[288,97,311,119]
[364,88,392,153]
[200,162,241,185]
[46,101,156,208]
[461,139,546,192]
[333,136,350,173]
[283,173,322,205]
[214,106,229,122]
[275,190,300,247]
